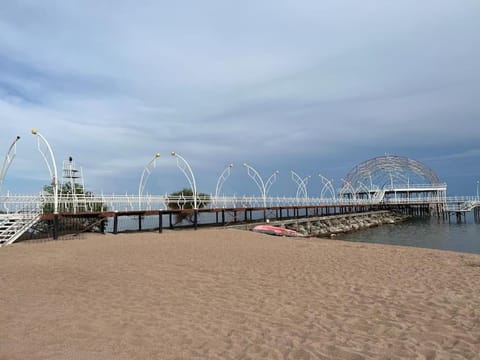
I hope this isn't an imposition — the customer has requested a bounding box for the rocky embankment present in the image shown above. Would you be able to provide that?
[287,211,409,237]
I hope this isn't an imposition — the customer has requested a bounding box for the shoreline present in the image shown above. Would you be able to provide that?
[1,229,479,359]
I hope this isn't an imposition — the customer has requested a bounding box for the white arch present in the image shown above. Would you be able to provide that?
[318,174,336,200]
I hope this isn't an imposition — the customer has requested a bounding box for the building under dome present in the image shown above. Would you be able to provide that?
[340,155,447,201]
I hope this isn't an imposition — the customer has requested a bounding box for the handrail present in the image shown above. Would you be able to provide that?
[2,193,478,214]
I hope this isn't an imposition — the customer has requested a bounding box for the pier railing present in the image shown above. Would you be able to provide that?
[2,193,472,214]
[2,192,478,245]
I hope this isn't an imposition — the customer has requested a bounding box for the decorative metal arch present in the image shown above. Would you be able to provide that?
[343,155,441,190]
[1,136,21,194]
[318,174,336,200]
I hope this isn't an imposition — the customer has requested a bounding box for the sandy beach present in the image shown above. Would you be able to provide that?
[1,229,479,359]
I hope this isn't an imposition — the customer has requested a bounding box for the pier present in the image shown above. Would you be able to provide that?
[1,153,479,246]
[1,192,479,246]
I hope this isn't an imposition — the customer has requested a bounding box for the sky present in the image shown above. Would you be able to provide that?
[1,0,479,197]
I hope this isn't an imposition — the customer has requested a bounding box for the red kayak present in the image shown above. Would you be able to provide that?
[253,225,303,237]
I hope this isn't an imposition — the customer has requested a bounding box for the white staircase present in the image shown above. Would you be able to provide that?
[446,200,477,212]
[0,211,41,247]
[372,189,386,202]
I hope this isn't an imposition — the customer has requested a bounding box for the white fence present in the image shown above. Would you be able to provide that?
[3,193,476,214]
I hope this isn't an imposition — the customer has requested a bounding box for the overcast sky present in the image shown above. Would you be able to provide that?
[1,0,479,197]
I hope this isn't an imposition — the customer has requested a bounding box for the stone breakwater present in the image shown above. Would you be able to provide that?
[248,211,408,237]
[290,211,409,237]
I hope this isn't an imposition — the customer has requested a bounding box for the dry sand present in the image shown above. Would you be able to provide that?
[1,229,480,359]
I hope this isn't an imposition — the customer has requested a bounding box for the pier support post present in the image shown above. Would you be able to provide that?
[456,212,462,224]
[100,217,106,234]
[113,213,118,234]
[158,211,163,233]
[53,214,59,240]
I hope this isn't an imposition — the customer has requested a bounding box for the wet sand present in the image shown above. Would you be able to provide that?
[1,229,479,359]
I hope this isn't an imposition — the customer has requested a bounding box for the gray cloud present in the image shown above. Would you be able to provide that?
[1,0,479,196]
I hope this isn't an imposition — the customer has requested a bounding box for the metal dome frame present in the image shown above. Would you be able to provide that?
[343,155,442,191]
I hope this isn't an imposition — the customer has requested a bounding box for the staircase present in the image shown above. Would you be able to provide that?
[446,200,476,212]
[0,211,41,247]
[372,189,386,202]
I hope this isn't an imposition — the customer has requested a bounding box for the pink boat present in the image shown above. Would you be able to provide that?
[253,224,303,237]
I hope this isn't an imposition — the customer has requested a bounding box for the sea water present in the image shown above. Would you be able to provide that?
[340,214,480,255]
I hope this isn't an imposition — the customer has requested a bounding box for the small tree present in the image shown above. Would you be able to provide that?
[166,188,210,224]
[35,183,107,237]
[42,183,106,213]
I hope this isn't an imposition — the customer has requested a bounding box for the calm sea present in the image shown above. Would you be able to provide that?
[340,213,480,255]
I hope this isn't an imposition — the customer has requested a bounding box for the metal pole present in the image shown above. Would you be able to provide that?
[340,178,357,201]
[171,152,197,209]
[138,153,160,209]
[356,180,371,200]
[214,163,234,206]
[291,170,310,200]
[264,171,279,196]
[31,129,58,214]
[319,174,336,200]
[243,163,278,208]
[0,136,20,194]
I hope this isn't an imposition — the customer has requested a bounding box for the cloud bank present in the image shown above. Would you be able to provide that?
[1,0,479,196]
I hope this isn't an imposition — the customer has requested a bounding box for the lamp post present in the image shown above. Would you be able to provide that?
[477,180,479,199]
[340,178,357,201]
[0,136,20,194]
[215,163,234,206]
[291,170,310,200]
[138,152,161,209]
[318,174,336,200]
[171,152,198,210]
[243,163,279,208]
[356,180,372,200]
[31,129,58,215]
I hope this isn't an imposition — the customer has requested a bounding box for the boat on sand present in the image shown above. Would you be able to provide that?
[253,224,304,237]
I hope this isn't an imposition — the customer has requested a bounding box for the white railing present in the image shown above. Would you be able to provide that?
[380,183,447,190]
[4,193,475,213]
[1,193,44,214]
[339,183,447,194]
